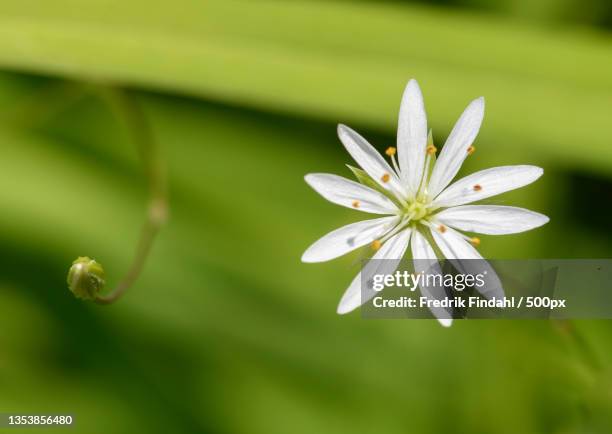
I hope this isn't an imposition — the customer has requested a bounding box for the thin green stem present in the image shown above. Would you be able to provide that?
[94,87,168,305]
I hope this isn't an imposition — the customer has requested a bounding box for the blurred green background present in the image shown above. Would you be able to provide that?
[1,0,611,433]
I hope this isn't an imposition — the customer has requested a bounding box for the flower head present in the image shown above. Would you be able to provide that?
[67,256,106,300]
[302,79,549,326]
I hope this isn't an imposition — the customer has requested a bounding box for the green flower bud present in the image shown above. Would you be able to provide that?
[67,257,106,301]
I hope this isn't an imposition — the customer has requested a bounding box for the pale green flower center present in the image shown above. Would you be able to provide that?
[404,196,431,222]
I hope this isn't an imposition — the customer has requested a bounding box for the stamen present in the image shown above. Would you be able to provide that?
[390,154,401,178]
[385,147,396,157]
[426,145,437,155]
[371,240,382,251]
[381,173,391,183]
[380,214,413,243]
[420,220,434,230]
[473,184,482,192]
[421,220,445,234]
[416,150,435,196]
[352,200,360,208]
[467,145,476,155]
[454,230,482,246]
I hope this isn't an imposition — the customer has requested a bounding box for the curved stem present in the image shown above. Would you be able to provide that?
[94,87,168,304]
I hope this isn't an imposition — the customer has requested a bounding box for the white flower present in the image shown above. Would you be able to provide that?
[302,79,549,327]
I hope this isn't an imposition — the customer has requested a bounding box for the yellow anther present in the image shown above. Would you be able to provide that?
[470,237,481,247]
[467,145,476,155]
[385,146,397,157]
[438,224,447,233]
[352,200,360,208]
[371,240,382,251]
[473,184,482,192]
[381,173,390,183]
[426,145,437,155]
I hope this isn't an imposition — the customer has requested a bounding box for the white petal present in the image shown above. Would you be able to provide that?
[302,216,400,263]
[427,97,485,198]
[305,173,399,214]
[397,79,428,195]
[435,205,549,235]
[437,316,452,328]
[337,229,411,315]
[431,165,543,208]
[411,230,452,327]
[430,226,504,299]
[337,124,406,199]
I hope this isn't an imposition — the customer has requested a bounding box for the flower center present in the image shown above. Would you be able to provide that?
[405,198,430,222]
